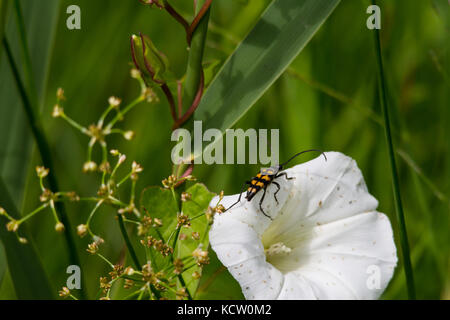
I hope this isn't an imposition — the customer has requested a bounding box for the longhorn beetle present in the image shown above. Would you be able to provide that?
[226,149,327,219]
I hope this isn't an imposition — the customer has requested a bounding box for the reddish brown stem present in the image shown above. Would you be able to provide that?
[172,70,204,130]
[174,164,194,188]
[161,83,178,121]
[187,0,213,45]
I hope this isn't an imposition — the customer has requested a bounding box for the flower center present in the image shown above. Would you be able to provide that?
[264,242,292,257]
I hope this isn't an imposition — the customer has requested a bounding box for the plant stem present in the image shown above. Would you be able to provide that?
[372,1,415,299]
[117,213,141,269]
[181,1,210,114]
[3,37,86,299]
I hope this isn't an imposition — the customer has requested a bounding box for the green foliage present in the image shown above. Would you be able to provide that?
[194,0,340,140]
[141,182,215,297]
[0,0,448,300]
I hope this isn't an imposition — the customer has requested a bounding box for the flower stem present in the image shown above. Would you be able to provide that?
[117,213,141,269]
[372,1,415,299]
[2,36,87,299]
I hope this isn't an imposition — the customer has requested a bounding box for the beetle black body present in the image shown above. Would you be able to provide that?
[226,149,326,220]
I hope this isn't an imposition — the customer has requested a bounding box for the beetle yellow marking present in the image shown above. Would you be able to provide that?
[247,187,252,192]
[251,180,257,185]
[262,175,271,181]
[256,182,264,188]
[256,173,262,178]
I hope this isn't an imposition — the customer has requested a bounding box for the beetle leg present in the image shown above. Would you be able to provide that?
[226,181,249,211]
[275,172,294,180]
[272,181,281,204]
[259,187,273,220]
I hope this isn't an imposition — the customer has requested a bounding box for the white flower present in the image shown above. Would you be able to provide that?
[209,152,397,300]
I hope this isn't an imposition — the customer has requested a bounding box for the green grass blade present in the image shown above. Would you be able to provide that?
[0,178,54,299]
[0,0,59,206]
[194,0,340,138]
[0,0,9,61]
[372,0,416,300]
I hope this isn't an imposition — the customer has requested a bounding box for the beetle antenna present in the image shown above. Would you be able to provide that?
[280,149,327,167]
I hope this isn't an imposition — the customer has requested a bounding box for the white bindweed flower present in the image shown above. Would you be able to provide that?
[209,152,397,300]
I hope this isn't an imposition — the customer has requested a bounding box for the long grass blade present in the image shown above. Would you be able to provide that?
[194,0,340,140]
[372,0,415,299]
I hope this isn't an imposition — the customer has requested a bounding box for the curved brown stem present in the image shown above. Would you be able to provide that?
[187,0,213,45]
[161,83,178,121]
[172,70,204,130]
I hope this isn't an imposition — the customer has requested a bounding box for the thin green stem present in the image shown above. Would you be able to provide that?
[105,96,144,130]
[3,36,86,299]
[97,253,115,269]
[117,213,141,269]
[17,203,48,224]
[372,1,415,299]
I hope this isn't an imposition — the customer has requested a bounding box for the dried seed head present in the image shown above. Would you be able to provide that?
[118,154,127,165]
[191,232,200,240]
[177,213,191,229]
[40,189,53,203]
[181,192,191,202]
[18,237,28,244]
[192,247,210,266]
[52,104,64,118]
[124,131,135,140]
[215,204,226,214]
[124,266,135,276]
[0,207,6,216]
[55,222,65,233]
[77,224,88,238]
[59,286,70,298]
[173,258,184,275]
[83,161,97,172]
[36,166,49,178]
[56,88,65,101]
[6,220,19,232]
[205,206,215,224]
[108,96,121,107]
[87,242,99,254]
[153,218,163,227]
[176,288,188,300]
[162,175,177,189]
[130,68,141,79]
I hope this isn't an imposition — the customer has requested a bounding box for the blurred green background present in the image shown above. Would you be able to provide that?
[0,0,448,299]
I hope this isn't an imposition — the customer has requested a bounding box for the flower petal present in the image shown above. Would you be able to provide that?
[210,151,397,300]
[209,215,284,299]
[268,211,397,299]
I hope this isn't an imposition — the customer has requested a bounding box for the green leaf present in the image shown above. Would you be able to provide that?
[179,183,215,297]
[141,186,179,271]
[0,0,59,206]
[0,178,54,299]
[193,0,340,155]
[196,250,244,300]
[140,183,215,298]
